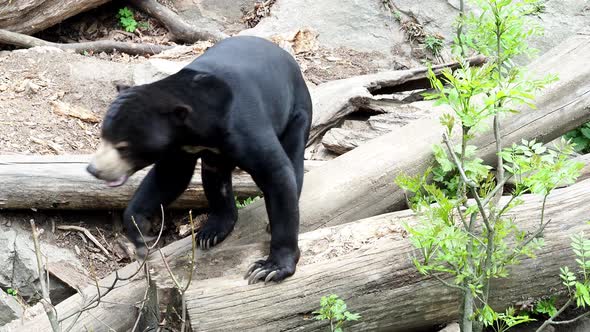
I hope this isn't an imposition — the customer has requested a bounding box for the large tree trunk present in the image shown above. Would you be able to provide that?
[185,179,590,331]
[0,0,110,35]
[7,179,590,332]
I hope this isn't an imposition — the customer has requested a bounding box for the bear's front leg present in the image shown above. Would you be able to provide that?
[244,164,300,284]
[124,151,198,259]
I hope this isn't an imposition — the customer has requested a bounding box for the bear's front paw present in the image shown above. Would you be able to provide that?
[196,215,236,250]
[244,248,299,284]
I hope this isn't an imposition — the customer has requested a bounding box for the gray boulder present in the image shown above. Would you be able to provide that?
[0,289,21,326]
[0,225,82,302]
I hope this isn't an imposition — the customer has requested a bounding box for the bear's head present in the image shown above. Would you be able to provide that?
[87,73,233,187]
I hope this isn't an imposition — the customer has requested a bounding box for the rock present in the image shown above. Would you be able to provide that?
[0,224,82,302]
[239,0,408,62]
[0,289,21,326]
[172,0,259,34]
[438,322,459,332]
[392,0,590,64]
[133,59,190,85]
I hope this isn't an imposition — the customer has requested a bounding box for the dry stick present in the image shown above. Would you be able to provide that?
[57,225,110,257]
[157,209,197,332]
[30,220,61,332]
[130,0,227,43]
[0,29,172,56]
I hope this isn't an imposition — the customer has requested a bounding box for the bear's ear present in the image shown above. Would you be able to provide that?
[116,84,131,93]
[192,72,233,109]
[171,104,192,124]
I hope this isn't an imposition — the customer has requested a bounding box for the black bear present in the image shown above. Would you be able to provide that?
[87,36,312,284]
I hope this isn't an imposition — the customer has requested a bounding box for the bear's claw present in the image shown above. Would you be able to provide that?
[244,257,295,284]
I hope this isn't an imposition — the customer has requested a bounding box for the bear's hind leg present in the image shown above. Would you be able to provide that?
[196,152,238,249]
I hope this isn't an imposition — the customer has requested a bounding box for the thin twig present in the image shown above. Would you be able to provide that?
[551,310,590,325]
[30,220,61,332]
[57,225,110,257]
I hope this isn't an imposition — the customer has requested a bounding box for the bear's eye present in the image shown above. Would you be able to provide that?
[114,142,130,154]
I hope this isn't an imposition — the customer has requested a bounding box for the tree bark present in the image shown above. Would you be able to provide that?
[0,0,110,35]
[185,179,590,331]
[0,155,324,210]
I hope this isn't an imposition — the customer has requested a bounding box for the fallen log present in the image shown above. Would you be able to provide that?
[0,0,110,35]
[0,155,324,210]
[0,29,173,56]
[8,178,590,332]
[0,155,257,210]
[307,55,487,144]
[3,32,589,331]
[320,100,431,155]
[130,0,228,43]
[184,179,590,331]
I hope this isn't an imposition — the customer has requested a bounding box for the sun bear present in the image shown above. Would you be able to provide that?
[87,36,312,284]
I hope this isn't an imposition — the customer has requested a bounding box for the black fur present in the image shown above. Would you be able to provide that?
[96,36,312,283]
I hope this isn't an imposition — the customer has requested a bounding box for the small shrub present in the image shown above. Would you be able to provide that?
[564,122,590,154]
[235,196,260,209]
[118,7,138,33]
[424,34,444,56]
[313,294,360,332]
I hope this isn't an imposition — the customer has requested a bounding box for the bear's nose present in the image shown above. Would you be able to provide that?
[87,164,100,178]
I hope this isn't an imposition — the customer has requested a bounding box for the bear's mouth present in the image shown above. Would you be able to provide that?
[106,175,129,187]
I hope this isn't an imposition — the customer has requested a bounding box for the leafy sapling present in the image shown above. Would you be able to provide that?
[396,1,582,332]
[535,231,590,331]
[313,294,361,332]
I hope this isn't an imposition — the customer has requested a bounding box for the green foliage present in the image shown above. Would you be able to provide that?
[534,298,557,317]
[313,294,360,332]
[564,122,590,154]
[118,7,138,33]
[424,34,445,56]
[481,306,535,332]
[6,288,17,296]
[235,196,260,209]
[562,233,590,308]
[395,1,582,331]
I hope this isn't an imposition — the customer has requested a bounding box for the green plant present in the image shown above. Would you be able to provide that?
[564,122,590,154]
[533,297,558,317]
[424,34,444,56]
[6,288,17,296]
[313,294,360,332]
[118,7,138,33]
[535,231,590,331]
[235,196,260,209]
[395,1,583,332]
[138,21,150,30]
